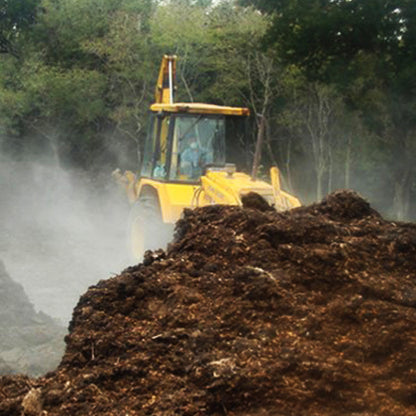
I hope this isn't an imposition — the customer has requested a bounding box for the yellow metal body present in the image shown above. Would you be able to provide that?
[200,168,301,211]
[155,55,177,104]
[136,178,199,223]
[150,102,250,116]
[116,166,301,225]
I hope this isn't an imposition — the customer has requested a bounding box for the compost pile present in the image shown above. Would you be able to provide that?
[1,190,416,416]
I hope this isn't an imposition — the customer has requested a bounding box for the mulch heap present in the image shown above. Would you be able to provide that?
[1,190,416,416]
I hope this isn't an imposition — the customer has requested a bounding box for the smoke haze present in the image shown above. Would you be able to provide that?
[0,155,131,324]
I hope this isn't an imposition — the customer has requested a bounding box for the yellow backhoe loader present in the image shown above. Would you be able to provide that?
[114,55,301,259]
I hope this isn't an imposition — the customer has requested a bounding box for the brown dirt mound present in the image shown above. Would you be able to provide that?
[1,190,416,416]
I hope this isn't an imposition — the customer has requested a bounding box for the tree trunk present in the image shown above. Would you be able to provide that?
[327,143,333,194]
[316,167,324,201]
[285,135,294,192]
[393,169,411,220]
[251,115,266,180]
[265,118,278,167]
[344,133,352,188]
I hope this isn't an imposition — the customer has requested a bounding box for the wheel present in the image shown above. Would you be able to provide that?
[127,194,173,261]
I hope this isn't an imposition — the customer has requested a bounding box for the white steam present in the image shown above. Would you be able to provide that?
[0,156,131,324]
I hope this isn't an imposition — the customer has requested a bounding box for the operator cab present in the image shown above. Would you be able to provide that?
[141,104,249,183]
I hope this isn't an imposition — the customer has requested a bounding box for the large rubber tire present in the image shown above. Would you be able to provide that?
[127,195,173,261]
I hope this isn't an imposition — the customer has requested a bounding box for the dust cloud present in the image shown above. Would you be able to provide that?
[0,155,131,325]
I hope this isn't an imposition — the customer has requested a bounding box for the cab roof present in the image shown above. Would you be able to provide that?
[150,102,250,116]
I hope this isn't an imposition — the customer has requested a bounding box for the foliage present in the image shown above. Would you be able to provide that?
[0,0,38,56]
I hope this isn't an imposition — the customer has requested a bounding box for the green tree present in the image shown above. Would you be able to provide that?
[1,0,155,168]
[276,68,346,200]
[203,2,276,170]
[0,0,38,56]
[149,0,217,102]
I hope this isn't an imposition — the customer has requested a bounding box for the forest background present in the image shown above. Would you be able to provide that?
[1,0,415,221]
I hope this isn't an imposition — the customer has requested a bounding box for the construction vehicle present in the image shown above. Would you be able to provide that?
[114,55,301,259]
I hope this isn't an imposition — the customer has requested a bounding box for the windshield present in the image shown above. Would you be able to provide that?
[169,115,225,181]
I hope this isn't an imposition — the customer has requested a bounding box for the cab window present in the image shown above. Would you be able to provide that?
[169,115,225,181]
[140,112,171,179]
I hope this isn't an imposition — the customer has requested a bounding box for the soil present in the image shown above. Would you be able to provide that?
[1,190,416,416]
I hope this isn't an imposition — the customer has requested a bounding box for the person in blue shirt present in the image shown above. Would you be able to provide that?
[180,137,203,179]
